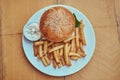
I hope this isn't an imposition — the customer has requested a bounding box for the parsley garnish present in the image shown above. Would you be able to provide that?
[73,13,80,28]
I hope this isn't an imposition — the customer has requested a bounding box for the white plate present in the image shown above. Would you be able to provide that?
[22,5,96,76]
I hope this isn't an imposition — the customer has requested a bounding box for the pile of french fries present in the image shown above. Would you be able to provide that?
[33,20,86,68]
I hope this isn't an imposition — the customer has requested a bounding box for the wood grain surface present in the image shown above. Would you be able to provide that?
[0,0,3,79]
[115,0,120,40]
[0,0,120,80]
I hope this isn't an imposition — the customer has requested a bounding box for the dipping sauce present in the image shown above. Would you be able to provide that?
[24,23,41,41]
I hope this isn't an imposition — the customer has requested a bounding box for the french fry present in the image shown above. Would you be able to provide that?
[43,41,48,54]
[64,35,75,43]
[53,60,57,69]
[68,44,71,54]
[53,51,60,64]
[60,57,65,66]
[38,45,43,58]
[34,41,44,46]
[48,42,54,47]
[64,43,71,66]
[74,40,76,52]
[79,23,86,45]
[70,56,79,60]
[41,57,48,66]
[75,28,80,49]
[69,52,80,57]
[49,45,64,53]
[80,52,86,57]
[60,48,63,56]
[33,46,38,56]
[56,49,60,59]
[71,39,76,52]
[57,50,63,68]
[81,35,86,45]
[79,23,84,35]
[79,42,84,53]
[44,56,50,65]
[47,46,52,53]
[71,39,74,52]
[77,49,86,57]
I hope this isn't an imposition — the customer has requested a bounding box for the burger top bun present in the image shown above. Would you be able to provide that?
[40,6,75,42]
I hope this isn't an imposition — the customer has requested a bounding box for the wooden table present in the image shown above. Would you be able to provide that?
[0,0,120,80]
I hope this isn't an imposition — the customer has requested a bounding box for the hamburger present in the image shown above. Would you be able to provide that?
[40,6,75,42]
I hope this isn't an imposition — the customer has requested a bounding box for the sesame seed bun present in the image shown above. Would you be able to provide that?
[40,6,75,42]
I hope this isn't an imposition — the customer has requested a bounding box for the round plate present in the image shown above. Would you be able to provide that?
[22,5,96,76]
